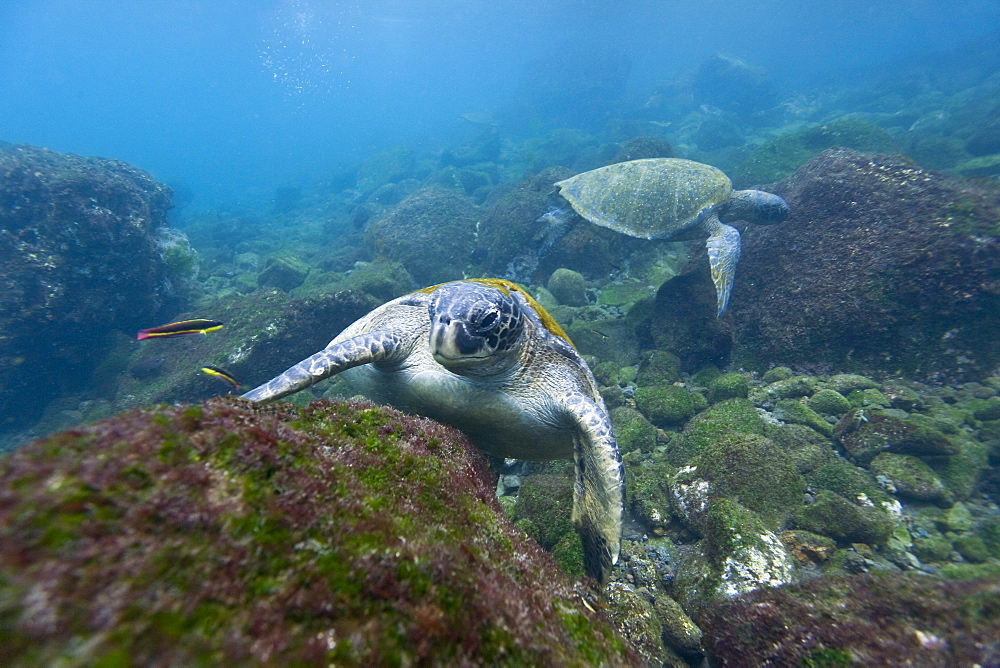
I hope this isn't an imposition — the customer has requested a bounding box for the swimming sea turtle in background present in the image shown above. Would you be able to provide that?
[243,278,624,584]
[553,157,790,316]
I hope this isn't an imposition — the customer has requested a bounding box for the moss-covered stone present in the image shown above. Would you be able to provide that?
[634,385,707,428]
[981,517,1000,558]
[673,433,805,531]
[762,366,794,383]
[551,532,586,578]
[690,365,722,387]
[779,530,837,567]
[610,406,658,454]
[773,399,834,438]
[654,594,703,658]
[913,536,955,563]
[834,410,957,465]
[809,460,893,508]
[605,583,678,666]
[869,452,952,506]
[761,376,819,400]
[257,253,310,291]
[792,490,896,546]
[824,374,879,394]
[935,436,989,501]
[707,372,749,403]
[765,423,834,474]
[969,396,1000,421]
[672,500,794,615]
[512,474,574,550]
[846,388,889,409]
[700,572,1000,666]
[671,398,765,465]
[734,117,898,186]
[547,268,588,306]
[597,279,654,308]
[808,388,852,415]
[943,502,974,532]
[636,349,683,387]
[627,456,676,536]
[952,535,990,564]
[0,399,634,665]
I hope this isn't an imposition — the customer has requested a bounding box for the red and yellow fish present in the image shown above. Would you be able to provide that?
[137,319,223,340]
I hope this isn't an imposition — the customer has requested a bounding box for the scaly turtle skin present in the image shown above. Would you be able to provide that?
[242,278,624,584]
[555,157,789,316]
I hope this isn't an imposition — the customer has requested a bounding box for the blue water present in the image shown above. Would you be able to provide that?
[2,0,997,212]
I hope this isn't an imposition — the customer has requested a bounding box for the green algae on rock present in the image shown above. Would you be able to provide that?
[635,385,707,428]
[0,398,635,666]
[700,572,1000,666]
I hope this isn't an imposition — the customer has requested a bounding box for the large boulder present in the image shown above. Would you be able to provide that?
[0,144,180,432]
[731,149,1000,381]
[700,572,1000,666]
[364,187,480,286]
[0,398,637,665]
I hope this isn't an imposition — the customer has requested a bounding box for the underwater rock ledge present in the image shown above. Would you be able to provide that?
[0,397,635,666]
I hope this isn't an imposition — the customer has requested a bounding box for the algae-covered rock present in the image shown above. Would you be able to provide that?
[808,460,894,509]
[672,398,765,465]
[773,399,834,437]
[700,572,1000,666]
[834,409,957,464]
[808,388,852,415]
[779,530,837,568]
[935,436,989,501]
[870,452,952,506]
[734,117,898,186]
[635,385,707,428]
[847,387,891,409]
[671,433,806,531]
[636,349,683,387]
[547,267,588,306]
[765,422,834,474]
[824,373,880,394]
[760,376,819,401]
[0,144,179,432]
[610,406,658,454]
[513,473,575,551]
[707,372,750,403]
[732,149,1000,382]
[627,456,676,536]
[671,500,794,615]
[258,252,310,291]
[605,583,685,667]
[364,187,480,286]
[952,535,990,563]
[981,517,1000,558]
[655,593,703,658]
[762,366,794,383]
[792,490,896,546]
[913,535,954,563]
[0,399,635,665]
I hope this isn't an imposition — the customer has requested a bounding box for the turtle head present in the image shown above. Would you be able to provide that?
[723,189,789,225]
[427,282,525,376]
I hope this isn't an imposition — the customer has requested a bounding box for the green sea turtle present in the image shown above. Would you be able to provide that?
[242,278,624,583]
[553,157,789,316]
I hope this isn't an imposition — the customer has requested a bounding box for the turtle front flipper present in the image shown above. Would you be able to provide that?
[705,217,742,317]
[562,391,624,585]
[242,331,407,403]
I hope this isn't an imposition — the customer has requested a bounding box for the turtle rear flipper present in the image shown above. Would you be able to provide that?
[242,331,408,403]
[564,392,624,585]
[705,218,742,317]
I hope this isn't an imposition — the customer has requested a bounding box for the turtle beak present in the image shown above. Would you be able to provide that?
[429,316,485,366]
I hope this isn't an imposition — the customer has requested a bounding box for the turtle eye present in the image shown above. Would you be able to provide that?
[479,311,499,330]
